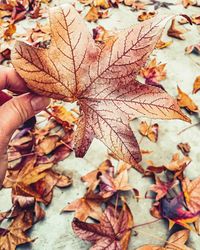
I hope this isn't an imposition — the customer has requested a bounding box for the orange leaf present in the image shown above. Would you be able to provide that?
[167,19,187,40]
[177,86,198,112]
[192,75,200,94]
[139,121,159,142]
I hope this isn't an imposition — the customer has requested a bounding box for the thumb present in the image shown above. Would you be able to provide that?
[0,93,50,186]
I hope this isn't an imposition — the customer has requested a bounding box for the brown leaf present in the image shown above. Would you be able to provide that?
[12,5,190,168]
[140,58,166,84]
[138,11,156,21]
[185,43,200,55]
[182,176,200,214]
[0,212,34,250]
[155,39,172,49]
[62,195,103,221]
[81,159,113,188]
[177,143,191,156]
[150,177,178,201]
[139,121,159,142]
[85,6,109,22]
[167,19,187,40]
[72,203,133,250]
[137,229,192,250]
[177,86,198,112]
[35,135,60,155]
[192,76,200,94]
[165,153,191,172]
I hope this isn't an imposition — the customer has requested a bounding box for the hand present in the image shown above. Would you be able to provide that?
[0,66,50,187]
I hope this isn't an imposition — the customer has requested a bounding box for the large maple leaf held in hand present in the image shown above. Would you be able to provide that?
[12,4,189,168]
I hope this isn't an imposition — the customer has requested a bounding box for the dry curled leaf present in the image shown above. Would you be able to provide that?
[185,43,200,55]
[177,142,191,156]
[192,76,200,94]
[177,86,198,112]
[139,121,159,142]
[138,11,156,21]
[182,176,200,214]
[137,229,192,250]
[12,4,189,170]
[3,23,16,40]
[182,0,197,8]
[85,6,109,22]
[167,19,187,40]
[72,203,133,250]
[156,39,172,49]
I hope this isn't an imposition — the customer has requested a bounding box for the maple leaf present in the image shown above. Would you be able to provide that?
[62,194,103,221]
[0,211,34,250]
[81,159,113,188]
[140,58,166,85]
[137,229,192,250]
[160,193,199,230]
[150,177,178,201]
[99,162,133,198]
[182,176,200,214]
[72,203,133,250]
[12,4,189,169]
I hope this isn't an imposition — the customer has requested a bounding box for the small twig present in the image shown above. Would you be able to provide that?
[133,218,161,229]
[8,152,36,162]
[177,121,200,135]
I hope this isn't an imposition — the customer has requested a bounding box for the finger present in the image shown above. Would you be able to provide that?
[0,66,28,93]
[0,94,50,187]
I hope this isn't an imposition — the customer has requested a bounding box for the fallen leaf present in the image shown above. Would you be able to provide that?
[150,177,178,201]
[12,5,190,169]
[177,86,198,112]
[72,203,133,250]
[94,0,110,8]
[185,43,200,55]
[131,1,145,10]
[139,121,159,142]
[182,176,200,214]
[62,195,103,221]
[156,39,172,49]
[81,159,113,188]
[177,142,191,156]
[182,0,197,8]
[160,193,199,230]
[165,153,191,172]
[3,23,16,40]
[140,58,166,85]
[192,76,200,94]
[167,19,187,40]
[0,48,11,64]
[85,6,109,22]
[137,229,192,250]
[0,212,34,250]
[138,11,156,21]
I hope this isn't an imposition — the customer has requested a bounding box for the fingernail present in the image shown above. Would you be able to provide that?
[31,95,50,113]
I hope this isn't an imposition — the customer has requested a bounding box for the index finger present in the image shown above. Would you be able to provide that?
[0,66,29,93]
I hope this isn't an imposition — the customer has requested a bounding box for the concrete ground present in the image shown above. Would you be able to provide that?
[0,0,200,249]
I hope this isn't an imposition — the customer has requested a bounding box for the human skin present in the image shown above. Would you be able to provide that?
[0,66,50,187]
